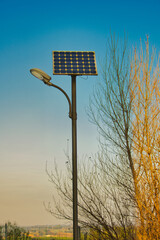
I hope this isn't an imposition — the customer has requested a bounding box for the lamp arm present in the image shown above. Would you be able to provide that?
[45,81,72,118]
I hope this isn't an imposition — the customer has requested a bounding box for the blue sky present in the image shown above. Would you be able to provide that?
[0,0,160,226]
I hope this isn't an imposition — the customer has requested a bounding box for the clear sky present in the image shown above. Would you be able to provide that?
[0,0,160,227]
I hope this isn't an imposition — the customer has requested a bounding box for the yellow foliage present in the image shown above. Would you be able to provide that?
[130,38,160,239]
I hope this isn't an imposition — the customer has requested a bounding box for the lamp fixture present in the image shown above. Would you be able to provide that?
[30,68,51,82]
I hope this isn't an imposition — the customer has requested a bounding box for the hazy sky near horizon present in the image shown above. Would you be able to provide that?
[0,0,160,226]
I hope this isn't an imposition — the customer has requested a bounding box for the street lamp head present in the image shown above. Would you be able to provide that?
[30,68,51,82]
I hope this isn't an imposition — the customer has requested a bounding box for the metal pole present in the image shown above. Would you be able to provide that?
[71,75,78,240]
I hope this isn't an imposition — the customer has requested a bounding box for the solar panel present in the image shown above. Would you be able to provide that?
[52,51,98,75]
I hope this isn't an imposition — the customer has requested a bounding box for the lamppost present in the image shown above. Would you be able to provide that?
[30,51,97,240]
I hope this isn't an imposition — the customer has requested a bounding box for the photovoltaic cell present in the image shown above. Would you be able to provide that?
[52,51,98,75]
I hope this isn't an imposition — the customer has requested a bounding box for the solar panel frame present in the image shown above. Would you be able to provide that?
[52,51,98,76]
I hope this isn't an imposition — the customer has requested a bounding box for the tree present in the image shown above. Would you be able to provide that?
[4,222,30,240]
[130,39,160,240]
[46,35,160,240]
[46,35,136,240]
[46,154,136,240]
[0,226,3,240]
